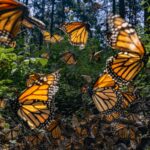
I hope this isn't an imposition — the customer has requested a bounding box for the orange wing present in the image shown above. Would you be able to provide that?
[23,16,45,30]
[42,30,63,43]
[0,0,45,47]
[19,71,60,103]
[26,73,41,87]
[106,14,147,84]
[107,14,145,56]
[17,70,60,129]
[91,72,122,114]
[61,51,77,65]
[24,132,45,146]
[46,119,61,139]
[106,52,145,84]
[17,101,54,129]
[0,99,6,109]
[60,22,90,48]
[93,72,118,89]
[0,0,28,47]
[113,123,136,141]
[102,111,121,122]
[121,91,138,109]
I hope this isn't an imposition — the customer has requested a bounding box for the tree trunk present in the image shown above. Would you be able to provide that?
[61,0,65,23]
[133,0,137,26]
[39,0,45,50]
[112,0,116,14]
[119,0,125,18]
[50,0,55,34]
[25,0,28,5]
[144,4,150,34]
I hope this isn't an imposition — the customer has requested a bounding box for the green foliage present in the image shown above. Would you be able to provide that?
[41,38,113,115]
[133,25,150,100]
[0,37,113,116]
[0,46,49,98]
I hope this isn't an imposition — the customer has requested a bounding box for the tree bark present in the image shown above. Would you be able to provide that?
[112,0,116,14]
[119,0,125,18]
[50,0,55,34]
[144,4,150,34]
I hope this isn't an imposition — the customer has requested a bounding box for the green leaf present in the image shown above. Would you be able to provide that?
[23,59,30,65]
[0,79,13,85]
[37,58,48,66]
[0,53,17,61]
[7,53,17,61]
[140,0,147,6]
[0,47,14,53]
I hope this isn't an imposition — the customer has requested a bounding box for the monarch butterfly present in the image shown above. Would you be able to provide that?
[72,114,88,138]
[121,91,138,109]
[60,22,90,49]
[102,111,121,122]
[4,125,21,141]
[113,123,136,141]
[61,51,77,65]
[0,116,6,129]
[81,75,92,83]
[41,52,50,59]
[22,18,34,29]
[23,17,45,30]
[106,14,148,84]
[91,72,122,114]
[90,51,102,62]
[15,70,60,129]
[26,73,41,87]
[46,119,61,139]
[42,30,63,43]
[125,113,142,123]
[0,0,45,47]
[23,132,45,146]
[0,99,6,109]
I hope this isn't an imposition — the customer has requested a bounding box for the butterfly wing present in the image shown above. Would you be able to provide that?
[0,99,6,109]
[107,14,145,56]
[17,101,54,129]
[17,71,60,129]
[106,52,144,84]
[92,73,122,114]
[23,16,45,30]
[113,123,136,141]
[61,51,77,65]
[42,30,51,41]
[121,91,138,109]
[47,119,61,139]
[0,0,45,47]
[50,34,63,43]
[60,22,89,47]
[0,0,28,47]
[93,72,118,88]
[5,125,21,141]
[24,132,45,146]
[102,111,121,122]
[42,30,63,43]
